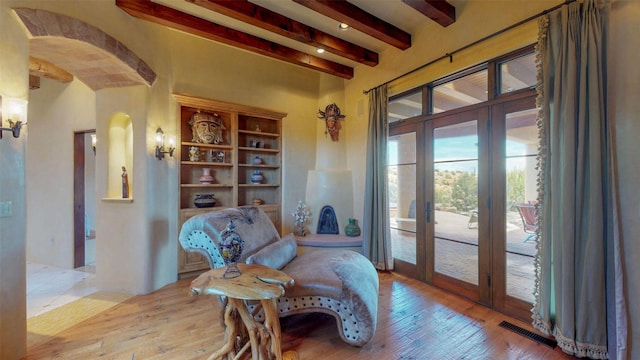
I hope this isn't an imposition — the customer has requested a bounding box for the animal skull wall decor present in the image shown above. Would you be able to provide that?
[317,103,346,141]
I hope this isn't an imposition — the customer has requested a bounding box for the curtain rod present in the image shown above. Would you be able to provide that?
[362,0,576,95]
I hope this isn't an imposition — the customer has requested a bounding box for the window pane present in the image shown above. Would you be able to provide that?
[433,120,479,285]
[388,90,423,123]
[504,107,538,302]
[388,133,417,264]
[499,52,536,94]
[432,70,487,114]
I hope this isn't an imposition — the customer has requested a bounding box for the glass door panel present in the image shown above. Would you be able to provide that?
[433,120,479,285]
[388,133,417,265]
[504,108,538,302]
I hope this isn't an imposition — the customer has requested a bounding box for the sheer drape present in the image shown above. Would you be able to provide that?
[532,0,627,358]
[362,84,393,270]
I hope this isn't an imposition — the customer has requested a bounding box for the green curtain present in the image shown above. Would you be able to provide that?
[362,84,393,270]
[532,0,627,358]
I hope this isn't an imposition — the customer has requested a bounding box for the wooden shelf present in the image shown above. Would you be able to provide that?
[239,164,280,169]
[180,184,234,188]
[239,183,280,187]
[181,161,233,167]
[238,146,280,153]
[175,94,285,276]
[238,129,280,137]
[181,141,233,150]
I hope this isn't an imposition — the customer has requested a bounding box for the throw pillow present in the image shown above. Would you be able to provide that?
[245,233,297,270]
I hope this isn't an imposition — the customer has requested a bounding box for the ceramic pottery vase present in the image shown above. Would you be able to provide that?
[193,194,216,208]
[252,156,263,165]
[188,146,201,162]
[250,170,264,184]
[345,218,361,237]
[218,220,244,278]
[200,168,214,184]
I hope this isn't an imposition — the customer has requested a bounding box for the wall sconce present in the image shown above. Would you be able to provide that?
[90,133,97,155]
[0,96,28,139]
[155,127,175,160]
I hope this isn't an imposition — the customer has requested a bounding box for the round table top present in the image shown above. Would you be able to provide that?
[190,263,294,300]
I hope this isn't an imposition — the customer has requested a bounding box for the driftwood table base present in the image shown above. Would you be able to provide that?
[191,264,296,360]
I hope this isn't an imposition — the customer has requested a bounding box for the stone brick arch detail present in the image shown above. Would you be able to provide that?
[14,8,156,90]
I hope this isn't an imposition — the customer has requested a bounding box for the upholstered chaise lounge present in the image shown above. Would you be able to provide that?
[179,206,379,347]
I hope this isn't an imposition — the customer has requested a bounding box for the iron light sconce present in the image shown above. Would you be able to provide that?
[90,133,97,155]
[0,96,28,139]
[155,127,175,160]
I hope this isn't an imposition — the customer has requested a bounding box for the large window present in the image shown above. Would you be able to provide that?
[386,46,539,321]
[433,69,487,114]
[388,47,537,121]
[388,89,423,123]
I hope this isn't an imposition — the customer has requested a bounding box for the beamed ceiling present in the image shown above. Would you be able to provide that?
[115,0,456,79]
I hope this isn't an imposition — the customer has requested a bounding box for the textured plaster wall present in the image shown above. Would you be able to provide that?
[0,3,29,359]
[6,0,321,296]
[26,79,96,268]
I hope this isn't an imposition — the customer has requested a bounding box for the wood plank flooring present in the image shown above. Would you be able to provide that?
[25,271,576,359]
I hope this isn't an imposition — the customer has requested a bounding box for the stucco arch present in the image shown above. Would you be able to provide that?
[13,8,156,90]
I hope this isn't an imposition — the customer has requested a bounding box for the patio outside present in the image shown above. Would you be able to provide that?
[390,207,536,302]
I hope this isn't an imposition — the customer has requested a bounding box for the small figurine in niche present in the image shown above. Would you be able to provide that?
[121,166,129,198]
[318,103,346,142]
[189,110,225,144]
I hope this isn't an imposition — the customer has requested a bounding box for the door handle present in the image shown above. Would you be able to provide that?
[426,201,431,223]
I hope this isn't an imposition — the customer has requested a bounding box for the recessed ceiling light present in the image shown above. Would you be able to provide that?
[338,23,349,31]
[316,48,325,54]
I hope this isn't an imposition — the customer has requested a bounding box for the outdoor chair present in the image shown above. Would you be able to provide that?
[516,203,537,242]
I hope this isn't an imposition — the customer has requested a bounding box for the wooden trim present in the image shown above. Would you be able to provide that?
[73,132,85,268]
[173,94,287,120]
[29,56,74,83]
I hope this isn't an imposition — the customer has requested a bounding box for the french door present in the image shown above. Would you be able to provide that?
[388,95,538,321]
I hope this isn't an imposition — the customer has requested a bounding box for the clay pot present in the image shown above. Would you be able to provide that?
[345,218,361,237]
[250,170,264,184]
[194,194,216,208]
[199,168,214,184]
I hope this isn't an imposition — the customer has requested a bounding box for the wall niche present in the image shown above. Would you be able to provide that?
[104,112,133,201]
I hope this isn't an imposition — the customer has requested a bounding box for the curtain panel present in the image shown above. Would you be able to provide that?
[532,0,627,358]
[362,84,393,271]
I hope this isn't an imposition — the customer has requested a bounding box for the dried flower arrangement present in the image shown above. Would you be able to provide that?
[291,200,311,236]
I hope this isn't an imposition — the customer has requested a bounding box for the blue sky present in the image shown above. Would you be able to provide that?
[388,135,529,172]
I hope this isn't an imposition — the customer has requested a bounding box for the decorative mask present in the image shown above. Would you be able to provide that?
[189,111,225,144]
[318,103,346,141]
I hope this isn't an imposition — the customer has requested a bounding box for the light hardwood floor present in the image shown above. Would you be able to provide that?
[24,271,576,360]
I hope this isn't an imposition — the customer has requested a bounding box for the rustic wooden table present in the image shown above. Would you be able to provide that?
[191,263,298,360]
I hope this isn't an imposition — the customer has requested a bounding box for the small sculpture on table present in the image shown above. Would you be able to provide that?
[291,200,311,237]
[218,220,244,279]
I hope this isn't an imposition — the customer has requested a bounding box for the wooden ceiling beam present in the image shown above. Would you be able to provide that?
[29,56,74,83]
[115,0,353,79]
[293,0,411,50]
[188,0,378,67]
[401,0,456,27]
